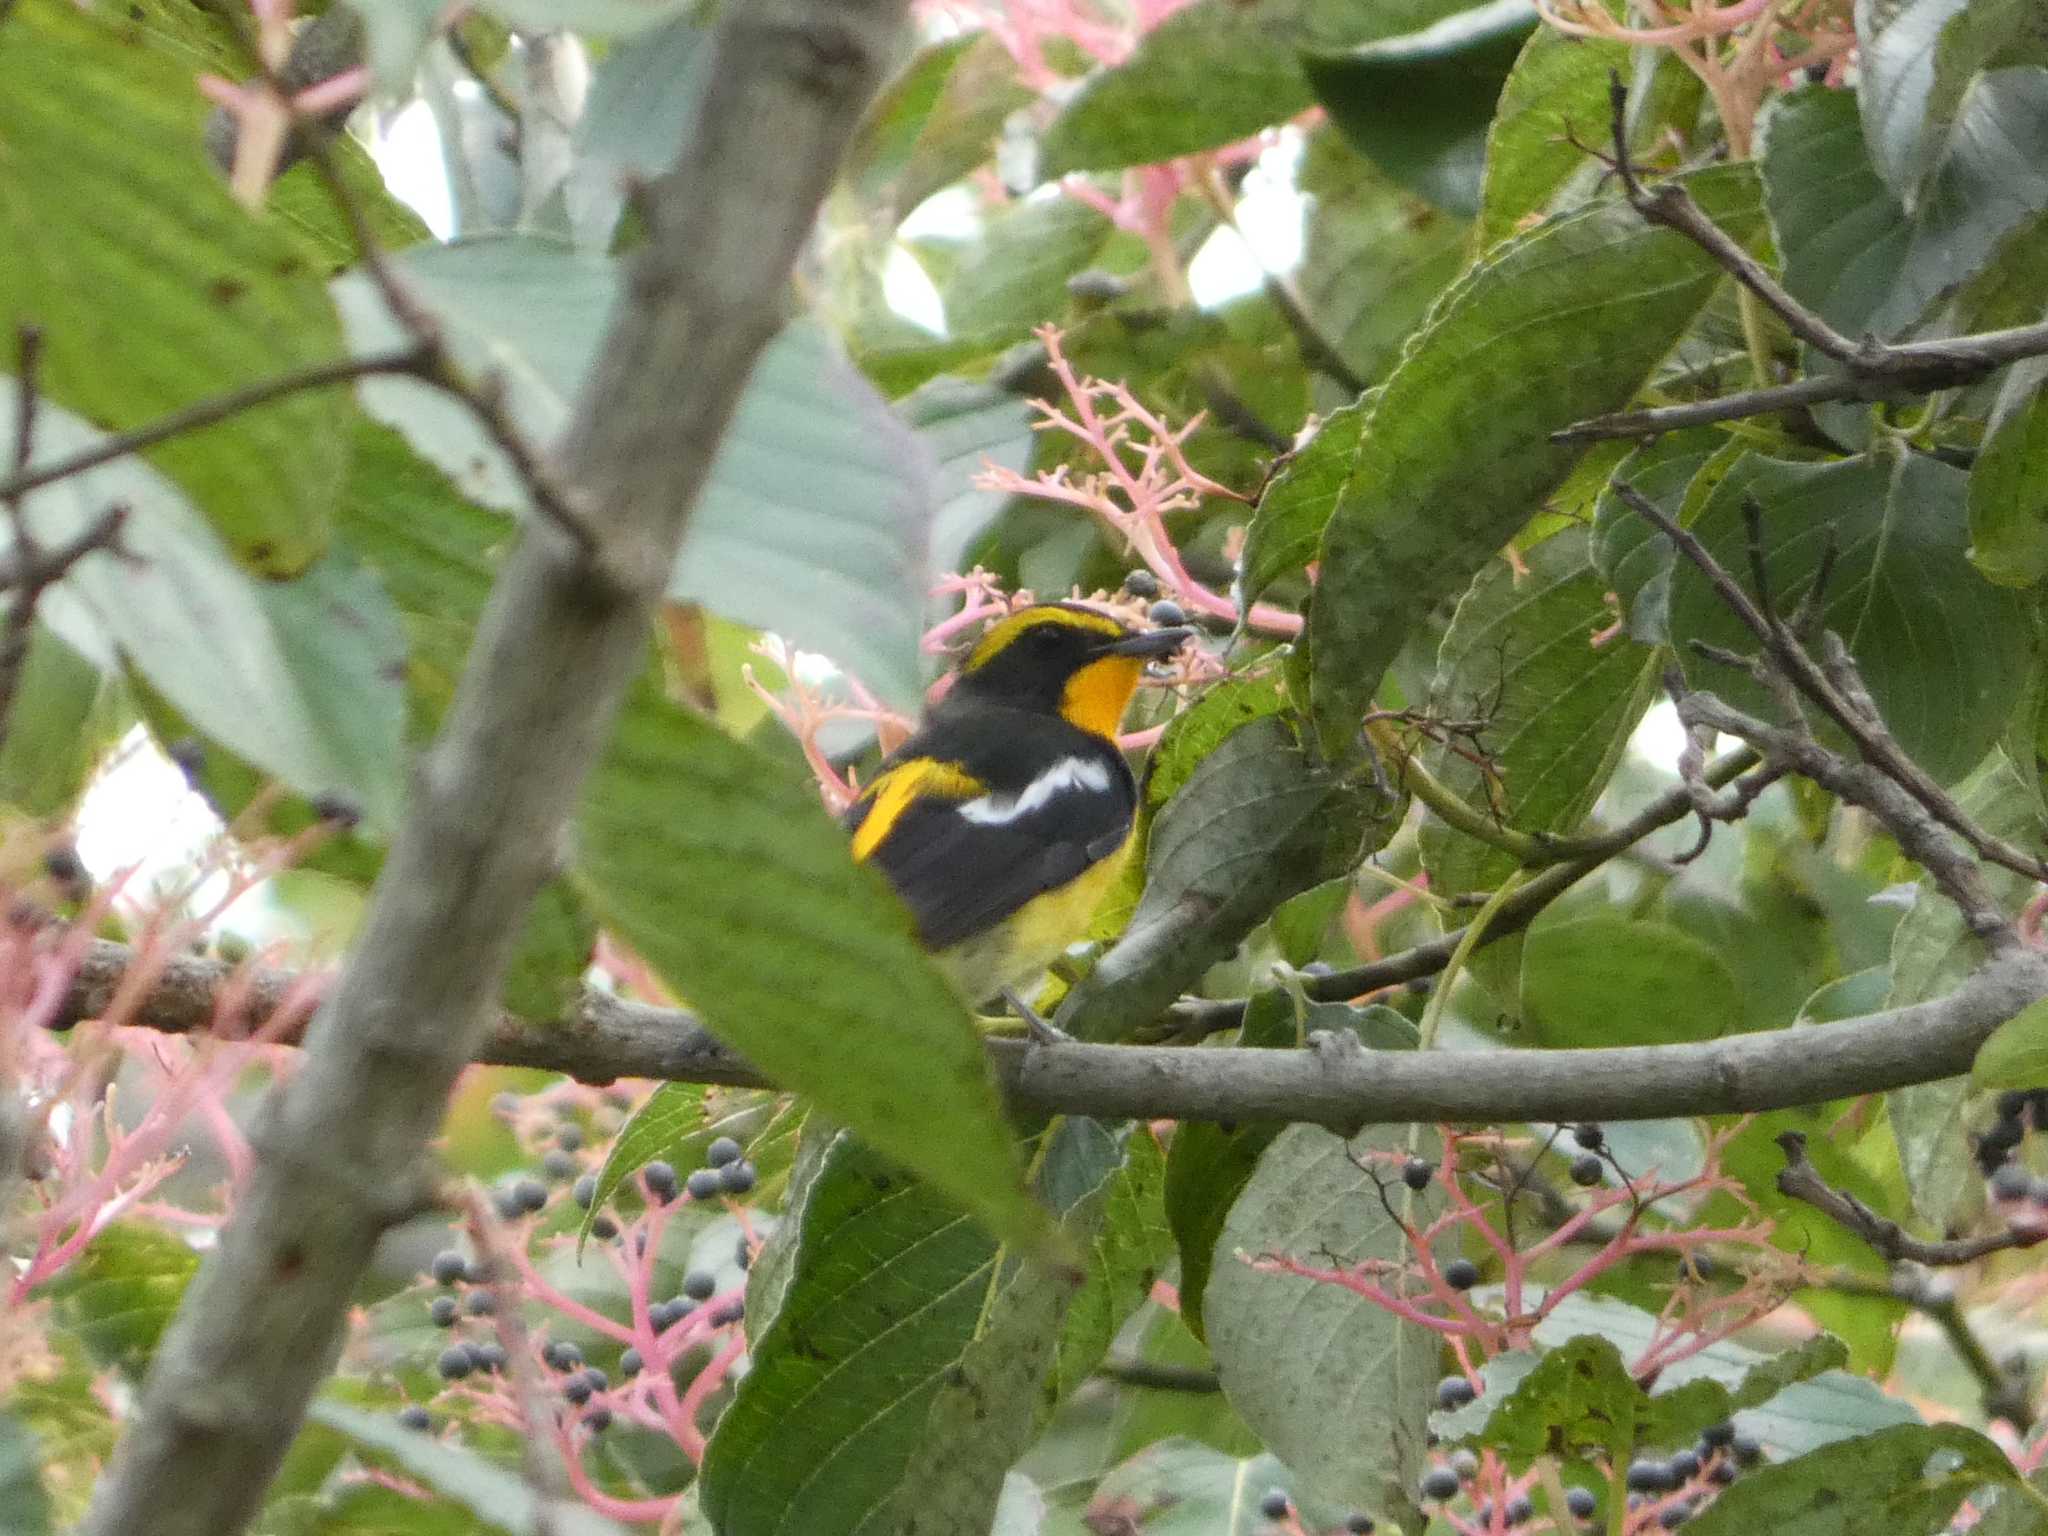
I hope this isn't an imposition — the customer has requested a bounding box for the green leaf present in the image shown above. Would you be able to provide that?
[1857,0,2048,208]
[0,1413,50,1536]
[1666,448,2033,786]
[42,1223,198,1375]
[1683,1422,2020,1536]
[1303,3,1537,217]
[1534,1291,1921,1455]
[578,1081,708,1238]
[1969,357,2048,587]
[577,670,1052,1256]
[1143,676,1290,809]
[851,33,1034,224]
[307,1401,632,1536]
[943,197,1111,343]
[1974,996,2048,1090]
[0,625,127,818]
[334,242,936,709]
[898,376,1037,578]
[1518,915,1740,1047]
[0,0,343,577]
[1589,428,1728,645]
[1081,1439,1302,1536]
[1475,26,1632,252]
[701,1120,1114,1536]
[1163,990,1297,1340]
[1306,162,1767,754]
[1204,1123,1439,1514]
[1241,394,1372,608]
[1759,81,2048,343]
[1054,1127,1175,1400]
[1295,132,1471,397]
[1,393,407,833]
[1419,526,1659,898]
[567,13,710,249]
[1056,713,1398,1043]
[1038,4,1311,176]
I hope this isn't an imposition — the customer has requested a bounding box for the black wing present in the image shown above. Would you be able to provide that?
[845,708,1134,951]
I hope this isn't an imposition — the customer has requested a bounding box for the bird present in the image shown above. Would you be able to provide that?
[843,601,1193,1023]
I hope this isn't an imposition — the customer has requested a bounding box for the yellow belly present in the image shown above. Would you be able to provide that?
[933,835,1134,1003]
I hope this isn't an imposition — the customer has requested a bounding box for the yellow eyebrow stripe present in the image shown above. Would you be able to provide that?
[850,758,986,862]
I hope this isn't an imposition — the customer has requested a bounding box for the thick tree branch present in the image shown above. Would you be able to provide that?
[58,938,2048,1133]
[75,5,907,1534]
[1551,75,2048,444]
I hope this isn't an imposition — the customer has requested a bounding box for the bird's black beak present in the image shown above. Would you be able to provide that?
[1100,625,1195,659]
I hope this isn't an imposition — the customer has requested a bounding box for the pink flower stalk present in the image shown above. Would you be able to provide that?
[977,326,1300,638]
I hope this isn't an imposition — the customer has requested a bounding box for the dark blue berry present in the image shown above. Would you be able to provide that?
[1700,1421,1736,1449]
[513,1178,548,1214]
[572,1174,598,1208]
[1708,1461,1737,1486]
[1570,1153,1604,1187]
[464,1289,497,1317]
[542,1149,578,1181]
[705,1136,743,1168]
[1259,1489,1290,1520]
[1122,570,1160,598]
[1450,1449,1479,1480]
[1436,1374,1476,1410]
[542,1340,583,1372]
[475,1343,508,1373]
[583,1367,608,1391]
[683,1270,718,1302]
[1402,1158,1434,1191]
[643,1161,678,1201]
[584,1406,612,1433]
[590,1214,619,1240]
[1731,1434,1762,1466]
[1505,1495,1534,1525]
[563,1375,594,1406]
[429,1296,458,1327]
[1444,1258,1480,1290]
[711,1299,745,1326]
[1346,1518,1374,1535]
[436,1346,473,1380]
[397,1405,432,1432]
[1566,1487,1598,1520]
[1659,1503,1691,1529]
[686,1168,724,1200]
[556,1123,584,1152]
[1668,1450,1699,1482]
[1626,1460,1672,1493]
[619,1348,643,1378]
[1420,1468,1461,1501]
[719,1160,758,1195]
[1148,599,1187,627]
[430,1250,468,1286]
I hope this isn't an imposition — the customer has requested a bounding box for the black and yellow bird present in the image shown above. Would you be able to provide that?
[844,602,1192,1011]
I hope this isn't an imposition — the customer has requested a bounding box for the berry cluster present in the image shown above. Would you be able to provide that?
[1415,1422,1759,1533]
[1251,1488,1375,1535]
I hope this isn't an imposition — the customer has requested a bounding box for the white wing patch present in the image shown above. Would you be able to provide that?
[956,757,1113,826]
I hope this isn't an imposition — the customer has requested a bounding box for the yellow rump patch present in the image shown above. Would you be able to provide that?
[850,758,985,862]
[1059,655,1145,740]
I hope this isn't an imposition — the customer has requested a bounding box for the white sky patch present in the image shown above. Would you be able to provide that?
[1630,698,1691,775]
[366,99,455,241]
[1189,130,1307,308]
[882,244,948,335]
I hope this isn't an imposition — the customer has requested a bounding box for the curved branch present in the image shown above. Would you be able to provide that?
[59,939,2048,1134]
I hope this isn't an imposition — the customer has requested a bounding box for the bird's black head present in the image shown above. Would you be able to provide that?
[946,602,1192,737]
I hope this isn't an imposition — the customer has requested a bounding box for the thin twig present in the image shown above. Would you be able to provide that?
[1612,479,2048,901]
[1812,1267,2035,1430]
[1777,1133,2044,1268]
[0,348,429,506]
[1551,75,2048,443]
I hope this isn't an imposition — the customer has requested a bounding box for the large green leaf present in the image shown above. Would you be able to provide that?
[1204,1123,1440,1515]
[1054,713,1396,1043]
[1303,4,1536,217]
[1475,25,1631,251]
[1856,0,2048,208]
[701,1120,1118,1536]
[1053,1127,1175,1401]
[1969,356,2048,587]
[3,393,408,832]
[1683,1422,2020,1536]
[1759,81,2048,343]
[943,197,1111,344]
[1240,394,1371,608]
[1534,1292,1922,1455]
[1419,526,1659,898]
[333,241,935,709]
[307,1401,631,1536]
[0,625,127,818]
[1518,914,1741,1046]
[1081,1440,1308,1536]
[1665,447,2033,787]
[1885,749,2044,1226]
[41,1223,198,1376]
[1295,133,1470,397]
[0,0,343,577]
[576,670,1051,1255]
[566,12,710,249]
[851,33,1034,225]
[1305,162,1766,755]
